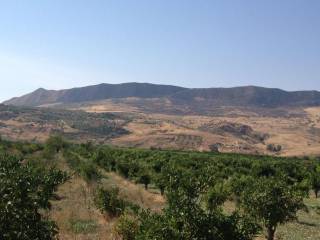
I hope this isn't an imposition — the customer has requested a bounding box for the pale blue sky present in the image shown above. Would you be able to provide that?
[0,0,320,102]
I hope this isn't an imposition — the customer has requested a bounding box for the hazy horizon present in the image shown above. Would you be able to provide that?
[1,0,320,102]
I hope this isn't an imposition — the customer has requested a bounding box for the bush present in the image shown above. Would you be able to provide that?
[93,148,116,171]
[78,161,102,183]
[94,187,126,217]
[206,182,229,211]
[117,161,131,178]
[267,144,282,152]
[64,150,101,183]
[114,211,139,240]
[44,135,69,158]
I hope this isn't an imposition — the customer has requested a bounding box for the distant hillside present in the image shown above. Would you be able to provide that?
[3,83,186,107]
[0,104,128,142]
[171,86,320,108]
[3,82,320,108]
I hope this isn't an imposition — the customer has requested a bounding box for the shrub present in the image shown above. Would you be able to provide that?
[117,161,131,178]
[206,182,229,211]
[266,144,282,153]
[114,211,139,240]
[64,150,101,183]
[94,187,126,217]
[47,135,69,151]
[78,161,102,183]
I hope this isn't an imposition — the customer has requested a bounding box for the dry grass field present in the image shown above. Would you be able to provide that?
[1,102,320,156]
[84,101,320,156]
[48,153,165,240]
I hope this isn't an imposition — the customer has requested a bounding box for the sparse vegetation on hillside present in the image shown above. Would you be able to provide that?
[267,143,282,153]
[0,104,129,143]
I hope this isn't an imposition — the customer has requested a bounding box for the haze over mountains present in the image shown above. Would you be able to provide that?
[4,82,320,109]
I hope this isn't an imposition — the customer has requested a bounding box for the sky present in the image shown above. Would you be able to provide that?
[0,0,320,102]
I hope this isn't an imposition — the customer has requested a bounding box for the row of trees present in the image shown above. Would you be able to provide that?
[2,135,318,240]
[66,142,319,240]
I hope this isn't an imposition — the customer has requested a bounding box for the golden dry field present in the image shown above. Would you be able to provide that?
[74,100,320,156]
[1,102,320,156]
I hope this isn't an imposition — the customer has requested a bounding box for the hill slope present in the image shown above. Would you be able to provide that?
[3,83,186,107]
[4,83,320,109]
[172,86,320,107]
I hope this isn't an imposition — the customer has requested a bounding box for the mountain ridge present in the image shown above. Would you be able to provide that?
[3,82,320,108]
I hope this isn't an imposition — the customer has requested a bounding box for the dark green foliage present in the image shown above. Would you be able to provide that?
[310,164,320,198]
[0,153,68,240]
[240,177,306,240]
[94,186,140,219]
[94,187,126,217]
[206,182,230,211]
[64,142,316,240]
[46,135,69,153]
[63,150,101,183]
[79,161,102,183]
[134,168,259,240]
[154,173,166,195]
[117,161,131,179]
[43,135,69,160]
[13,141,43,155]
[253,162,276,177]
[92,148,117,171]
[267,144,282,153]
[137,170,151,190]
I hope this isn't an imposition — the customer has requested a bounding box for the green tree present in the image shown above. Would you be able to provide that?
[93,148,116,171]
[310,165,320,198]
[241,177,305,240]
[154,173,166,195]
[206,182,229,212]
[0,154,68,240]
[136,167,259,240]
[137,170,151,190]
[79,161,101,183]
[117,161,131,179]
[46,135,68,153]
[94,187,126,217]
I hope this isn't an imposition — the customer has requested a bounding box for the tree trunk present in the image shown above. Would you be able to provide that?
[144,184,148,190]
[267,226,276,240]
[315,190,318,198]
[160,188,164,196]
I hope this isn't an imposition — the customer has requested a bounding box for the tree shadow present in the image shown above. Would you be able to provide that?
[297,220,318,227]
